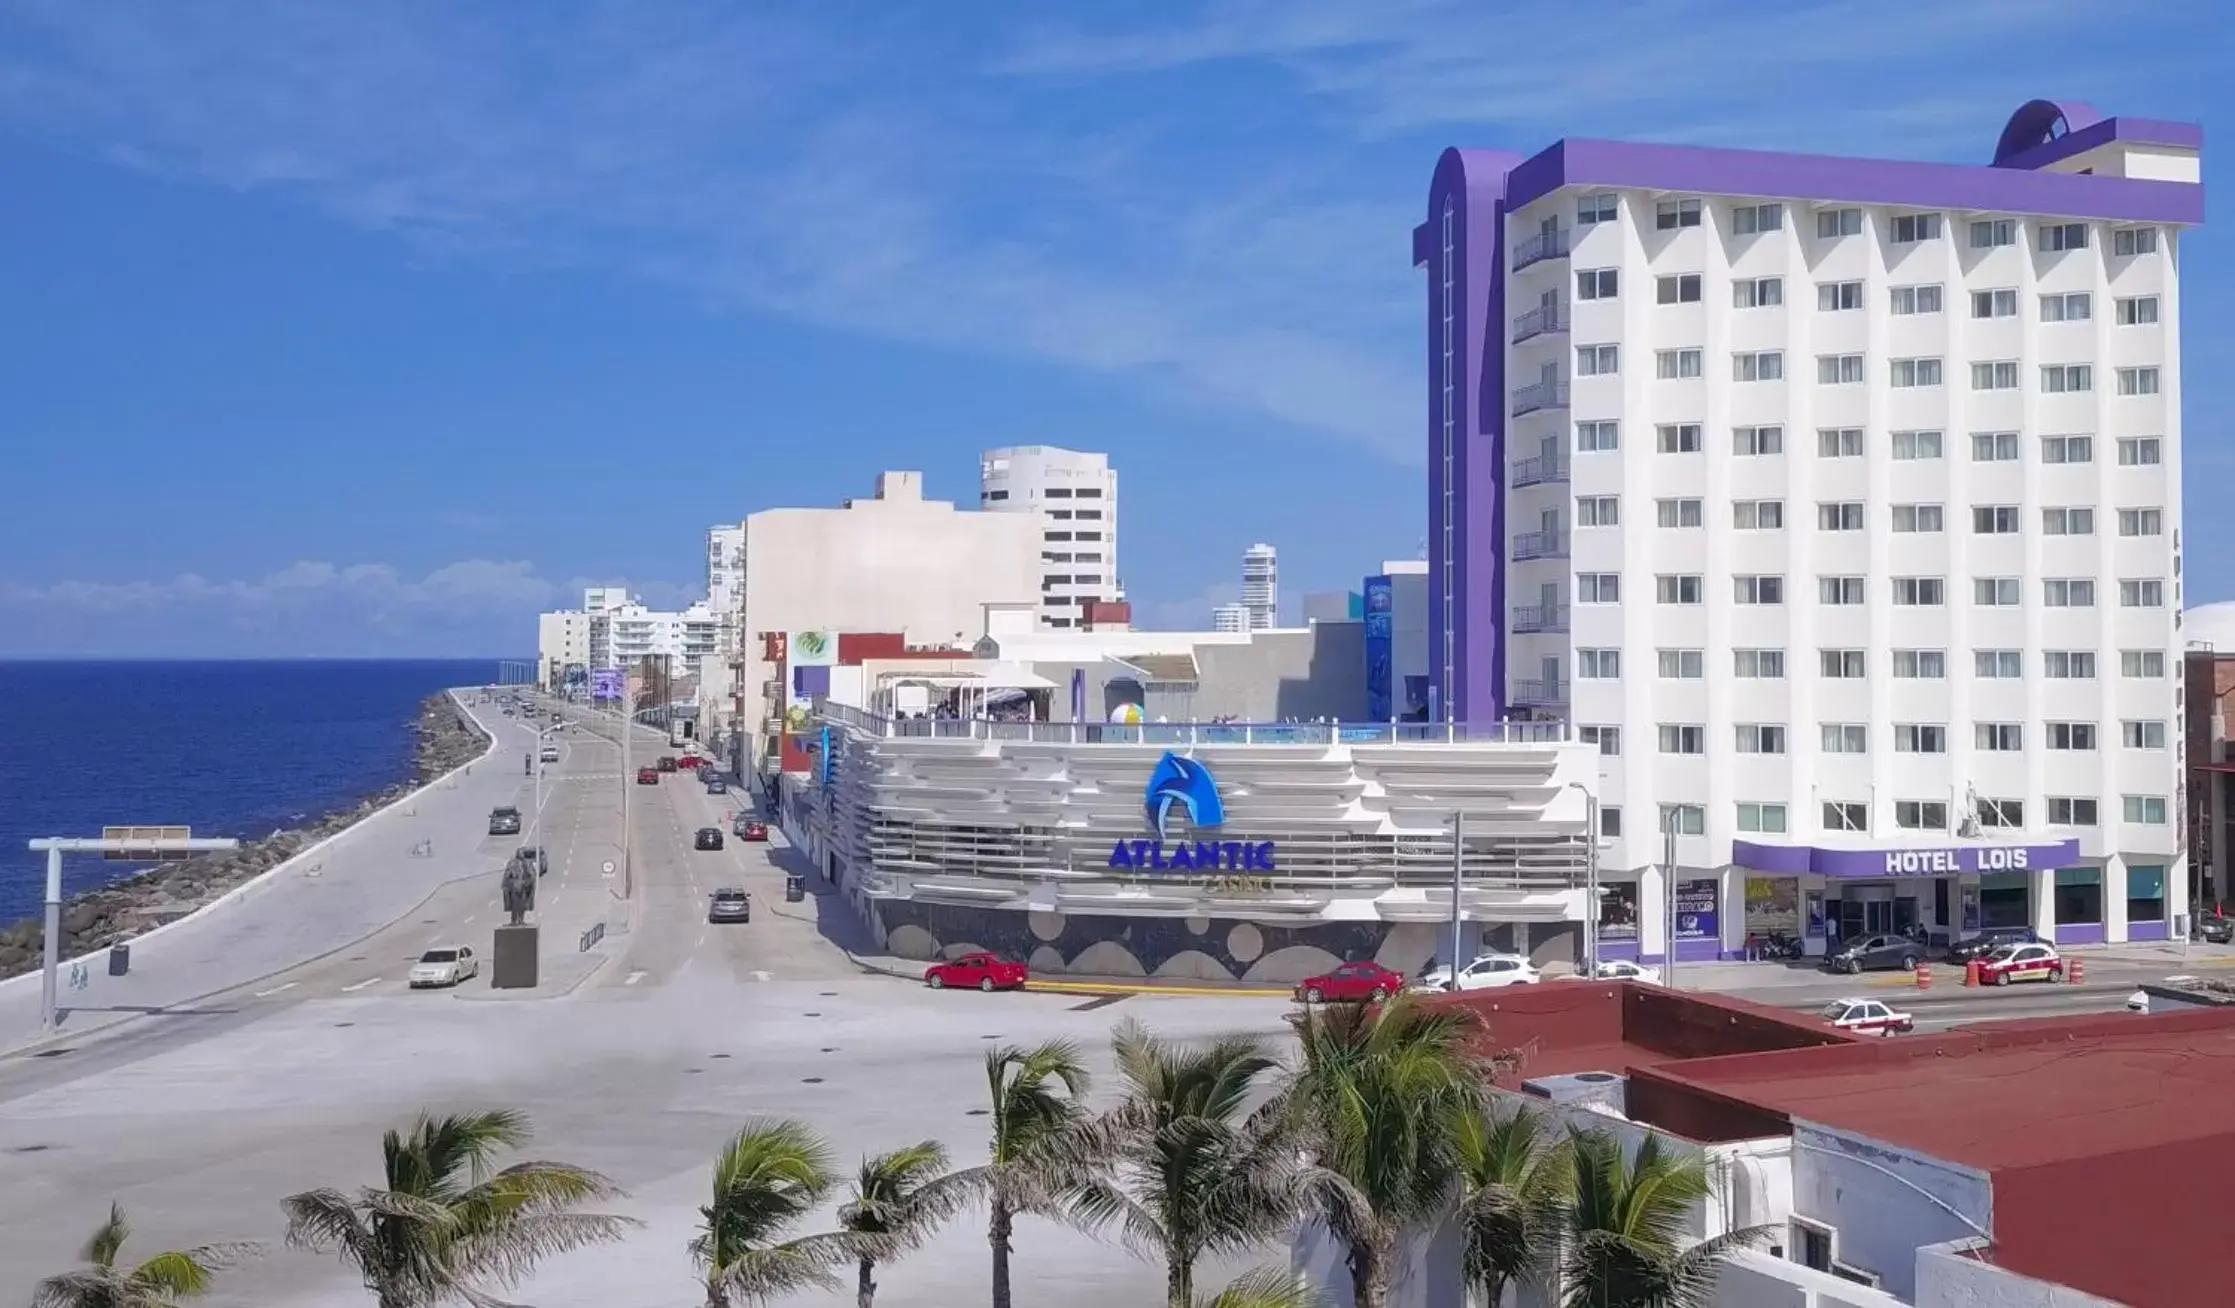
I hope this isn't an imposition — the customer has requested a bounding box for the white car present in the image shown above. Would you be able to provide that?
[1559,960,1664,984]
[1819,998,1915,1036]
[408,946,480,989]
[1415,954,1541,992]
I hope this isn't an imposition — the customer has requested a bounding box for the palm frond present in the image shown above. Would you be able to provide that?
[82,1202,130,1269]
[279,1188,373,1259]
[30,1268,116,1308]
[128,1243,262,1296]
[708,1231,857,1303]
[1195,1265,1326,1308]
[699,1119,837,1275]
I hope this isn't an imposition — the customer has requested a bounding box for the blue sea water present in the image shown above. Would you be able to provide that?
[0,660,498,926]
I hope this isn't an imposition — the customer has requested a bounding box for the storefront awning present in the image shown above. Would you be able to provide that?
[1732,838,2083,879]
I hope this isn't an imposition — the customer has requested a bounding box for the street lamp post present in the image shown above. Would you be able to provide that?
[1560,780,1601,976]
[1662,815,1680,989]
[1448,809,1465,973]
[26,832,240,1031]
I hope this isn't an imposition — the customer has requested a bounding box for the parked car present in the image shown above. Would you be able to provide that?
[1559,959,1664,984]
[538,745,560,762]
[514,846,548,876]
[693,827,724,851]
[1946,926,2039,963]
[706,888,752,924]
[2197,916,2235,945]
[1819,998,1915,1036]
[1414,953,1540,992]
[738,819,769,843]
[1976,942,2064,986]
[487,806,522,836]
[657,756,678,772]
[1824,933,1923,975]
[636,767,660,785]
[1295,960,1405,1005]
[705,776,728,795]
[409,946,479,989]
[925,951,1029,992]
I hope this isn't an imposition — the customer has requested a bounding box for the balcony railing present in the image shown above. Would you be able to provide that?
[1510,678,1569,707]
[1511,304,1570,344]
[1510,381,1571,417]
[816,701,1575,746]
[1511,602,1570,634]
[1511,451,1569,487]
[1511,227,1570,271]
[1512,528,1571,561]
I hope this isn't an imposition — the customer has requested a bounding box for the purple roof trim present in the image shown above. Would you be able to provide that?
[1504,135,2202,226]
[1993,99,2106,165]
[1733,839,2083,880]
[1995,115,2204,173]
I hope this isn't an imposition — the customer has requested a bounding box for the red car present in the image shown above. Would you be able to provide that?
[739,820,768,843]
[1295,960,1405,1005]
[925,952,1029,993]
[636,767,660,785]
[1975,942,2064,986]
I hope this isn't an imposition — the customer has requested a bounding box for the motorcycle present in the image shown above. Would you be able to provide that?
[1758,930,1807,961]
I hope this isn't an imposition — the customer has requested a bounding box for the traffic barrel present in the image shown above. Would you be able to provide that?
[2068,957,2085,985]
[1915,962,1933,990]
[1964,960,1982,987]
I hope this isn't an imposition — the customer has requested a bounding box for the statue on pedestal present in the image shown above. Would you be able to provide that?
[501,857,536,926]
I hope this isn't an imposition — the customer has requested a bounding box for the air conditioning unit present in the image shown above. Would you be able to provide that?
[1520,1071,1626,1117]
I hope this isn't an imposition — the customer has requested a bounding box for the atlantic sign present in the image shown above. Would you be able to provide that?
[1106,752,1277,872]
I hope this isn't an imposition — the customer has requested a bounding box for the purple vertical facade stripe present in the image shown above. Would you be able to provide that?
[2056,922,2108,947]
[2128,920,2169,942]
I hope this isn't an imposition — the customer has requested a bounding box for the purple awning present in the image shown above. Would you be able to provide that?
[1733,839,2083,879]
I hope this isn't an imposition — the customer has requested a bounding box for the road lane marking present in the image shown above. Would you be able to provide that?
[342,977,383,992]
[625,970,647,986]
[463,915,476,926]
[255,982,298,997]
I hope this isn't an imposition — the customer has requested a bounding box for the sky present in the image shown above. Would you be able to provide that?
[0,0,2227,658]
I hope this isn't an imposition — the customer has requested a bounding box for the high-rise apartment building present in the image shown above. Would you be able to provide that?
[1418,99,2200,958]
[1241,543,1278,631]
[1210,603,1249,633]
[980,446,1121,628]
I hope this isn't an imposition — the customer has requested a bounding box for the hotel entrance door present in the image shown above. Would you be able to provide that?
[1834,883,1915,938]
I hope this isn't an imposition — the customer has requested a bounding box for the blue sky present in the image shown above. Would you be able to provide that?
[0,0,2225,657]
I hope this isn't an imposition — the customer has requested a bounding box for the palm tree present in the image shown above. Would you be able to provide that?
[838,1140,979,1308]
[32,1203,258,1308]
[1194,1266,1326,1308]
[962,1040,1096,1308]
[1276,993,1495,1308]
[1455,1105,1571,1308]
[693,1118,862,1308]
[1073,1020,1295,1307]
[1560,1126,1768,1308]
[282,1108,635,1308]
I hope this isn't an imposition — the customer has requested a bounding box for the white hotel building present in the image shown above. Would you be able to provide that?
[1419,100,2201,961]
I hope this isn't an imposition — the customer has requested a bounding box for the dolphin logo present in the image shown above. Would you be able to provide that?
[1145,752,1224,839]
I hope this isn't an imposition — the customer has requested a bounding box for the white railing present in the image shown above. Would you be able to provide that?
[1511,227,1570,271]
[817,704,1573,746]
[1511,381,1571,416]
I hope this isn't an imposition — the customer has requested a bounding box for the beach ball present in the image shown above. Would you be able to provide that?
[1109,703,1145,725]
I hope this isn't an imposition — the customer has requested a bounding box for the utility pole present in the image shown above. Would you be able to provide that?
[1448,809,1465,973]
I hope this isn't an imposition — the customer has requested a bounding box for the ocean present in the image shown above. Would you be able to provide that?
[0,660,499,926]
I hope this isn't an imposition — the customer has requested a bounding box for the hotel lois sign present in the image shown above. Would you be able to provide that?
[1732,839,2082,879]
[1881,847,2031,875]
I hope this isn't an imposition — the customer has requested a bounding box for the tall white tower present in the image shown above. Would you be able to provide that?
[1241,543,1278,631]
[980,446,1122,629]
[1211,603,1249,633]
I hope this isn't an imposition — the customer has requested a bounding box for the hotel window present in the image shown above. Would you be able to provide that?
[2124,795,2170,825]
[1577,573,1621,603]
[2048,796,2099,826]
[1978,798,2024,829]
[1892,429,1943,460]
[1891,503,1942,533]
[1890,357,1942,388]
[2123,720,2168,749]
[1576,419,1620,452]
[2040,364,2092,394]
[1659,804,1706,836]
[1737,803,1788,834]
[1892,649,1946,679]
[1819,575,1866,606]
[1577,192,1618,225]
[1734,277,1783,308]
[1601,806,1623,837]
[2117,367,2161,396]
[1733,350,1784,381]
[1816,207,1863,238]
[1891,213,1941,243]
[1657,423,1703,453]
[1734,424,1784,455]
[2113,227,2159,256]
[1656,273,1702,304]
[1895,801,1948,831]
[1972,505,2021,534]
[2045,722,2097,751]
[2121,578,2166,607]
[1976,722,2024,751]
[1892,577,1944,606]
[1818,354,1866,384]
[1655,349,1704,379]
[1734,499,1785,530]
[1733,575,1785,605]
[1579,725,1621,756]
[1658,648,1705,679]
[1656,574,1703,604]
[1819,649,1866,679]
[1576,496,1620,527]
[1732,202,1784,234]
[1889,284,1943,315]
[1734,724,1787,759]
[1970,288,2019,319]
[2039,222,2089,252]
[2040,292,2092,323]
[1576,344,1619,376]
[1656,198,1702,229]
[1971,361,2021,391]
[1821,723,1867,753]
[1576,267,1619,300]
[1658,724,1706,755]
[2120,507,2164,537]
[2043,650,2097,679]
[2041,506,2095,535]
[1577,648,1622,679]
[1734,648,1786,678]
[2117,296,2161,325]
[2117,436,2163,465]
[2123,650,2168,678]
[1817,427,1864,458]
[1656,497,1704,528]
[2042,434,2093,463]
[1818,501,1865,531]
[2044,578,2095,607]
[1817,280,1865,311]
[1823,801,1868,833]
[1970,218,2016,248]
[1973,578,2020,606]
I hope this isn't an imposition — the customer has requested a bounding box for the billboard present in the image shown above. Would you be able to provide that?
[590,668,625,702]
[788,629,837,667]
[1363,574,1394,721]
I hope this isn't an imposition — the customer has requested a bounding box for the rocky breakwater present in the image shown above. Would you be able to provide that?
[0,692,491,980]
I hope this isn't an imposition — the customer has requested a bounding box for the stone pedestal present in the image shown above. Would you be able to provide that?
[492,924,539,989]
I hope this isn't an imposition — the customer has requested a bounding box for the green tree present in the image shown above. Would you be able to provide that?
[1455,1105,1571,1308]
[1561,1126,1768,1308]
[1194,1266,1326,1308]
[959,1040,1096,1308]
[32,1203,258,1308]
[1073,1020,1295,1307]
[838,1140,980,1308]
[1276,993,1495,1308]
[282,1108,635,1308]
[692,1119,863,1308]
